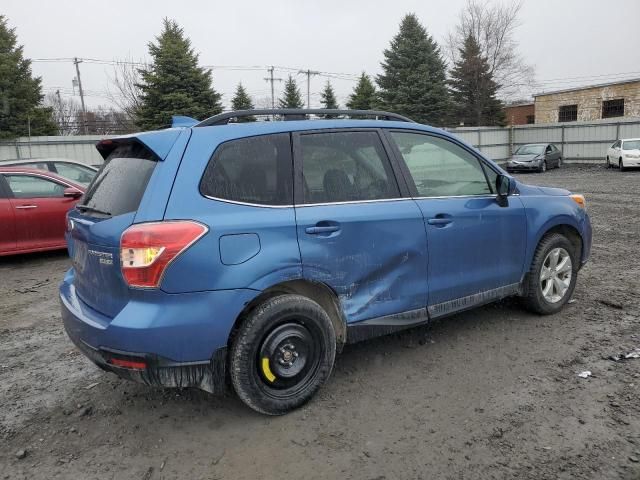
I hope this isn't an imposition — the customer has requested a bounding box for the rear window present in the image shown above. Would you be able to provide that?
[81,143,156,217]
[200,133,293,206]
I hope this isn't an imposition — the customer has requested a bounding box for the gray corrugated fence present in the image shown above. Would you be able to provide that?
[447,117,640,163]
[0,135,108,165]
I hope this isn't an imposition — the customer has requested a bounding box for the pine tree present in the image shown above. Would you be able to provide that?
[0,16,56,139]
[320,80,339,118]
[136,18,222,130]
[377,14,450,125]
[231,83,255,122]
[346,73,378,110]
[278,75,304,109]
[449,34,505,126]
[320,80,339,109]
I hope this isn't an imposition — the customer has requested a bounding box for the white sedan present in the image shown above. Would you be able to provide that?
[606,138,640,171]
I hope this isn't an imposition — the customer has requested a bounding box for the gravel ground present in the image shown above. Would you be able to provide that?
[1,164,639,480]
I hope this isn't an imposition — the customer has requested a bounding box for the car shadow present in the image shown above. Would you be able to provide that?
[0,248,70,267]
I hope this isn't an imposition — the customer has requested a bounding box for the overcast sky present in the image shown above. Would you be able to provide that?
[4,0,640,111]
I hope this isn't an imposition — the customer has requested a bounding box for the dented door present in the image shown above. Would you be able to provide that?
[293,130,428,324]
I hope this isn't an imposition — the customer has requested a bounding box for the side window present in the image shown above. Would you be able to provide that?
[21,162,49,171]
[389,132,492,197]
[200,133,292,206]
[5,175,65,198]
[53,162,95,186]
[545,145,552,154]
[299,131,399,204]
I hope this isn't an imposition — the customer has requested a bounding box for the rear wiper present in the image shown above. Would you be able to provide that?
[76,204,112,216]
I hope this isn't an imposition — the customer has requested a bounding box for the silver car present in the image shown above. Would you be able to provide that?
[0,158,98,186]
[506,143,562,173]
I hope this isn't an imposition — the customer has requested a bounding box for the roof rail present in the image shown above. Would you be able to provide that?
[195,109,415,127]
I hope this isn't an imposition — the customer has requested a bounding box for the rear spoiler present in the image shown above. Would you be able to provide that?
[96,129,184,161]
[171,116,199,128]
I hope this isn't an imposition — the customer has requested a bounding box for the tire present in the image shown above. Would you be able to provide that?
[522,233,578,315]
[557,157,562,169]
[606,156,611,168]
[539,160,547,173]
[619,158,626,172]
[230,294,336,415]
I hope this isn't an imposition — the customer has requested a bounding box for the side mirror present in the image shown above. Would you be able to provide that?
[496,175,511,206]
[63,187,83,199]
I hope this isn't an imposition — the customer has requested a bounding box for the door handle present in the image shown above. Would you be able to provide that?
[305,225,340,234]
[15,205,37,209]
[427,217,452,226]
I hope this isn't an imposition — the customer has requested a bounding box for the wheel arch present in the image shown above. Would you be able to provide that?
[540,224,582,261]
[529,222,583,272]
[227,279,348,355]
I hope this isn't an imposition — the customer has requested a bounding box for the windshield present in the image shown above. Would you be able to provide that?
[514,145,545,155]
[623,140,640,150]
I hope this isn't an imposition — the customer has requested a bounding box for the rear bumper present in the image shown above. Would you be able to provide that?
[64,328,228,393]
[60,268,258,393]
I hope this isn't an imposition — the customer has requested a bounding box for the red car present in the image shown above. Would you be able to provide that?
[0,167,85,256]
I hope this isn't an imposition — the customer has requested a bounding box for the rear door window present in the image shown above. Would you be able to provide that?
[52,162,96,186]
[20,162,50,171]
[200,133,293,206]
[80,143,156,216]
[299,131,399,204]
[5,174,66,198]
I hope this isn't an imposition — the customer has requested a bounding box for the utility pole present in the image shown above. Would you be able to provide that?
[263,66,283,109]
[73,57,88,134]
[298,69,319,109]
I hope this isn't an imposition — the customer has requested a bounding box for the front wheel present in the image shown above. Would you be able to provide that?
[539,160,547,173]
[606,156,611,168]
[522,233,578,315]
[620,158,626,172]
[230,294,336,415]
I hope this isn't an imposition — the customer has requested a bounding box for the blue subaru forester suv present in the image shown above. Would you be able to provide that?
[60,109,592,415]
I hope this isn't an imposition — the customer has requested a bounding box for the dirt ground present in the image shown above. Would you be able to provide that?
[1,164,639,480]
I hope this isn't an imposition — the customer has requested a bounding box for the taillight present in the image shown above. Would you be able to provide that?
[120,221,208,288]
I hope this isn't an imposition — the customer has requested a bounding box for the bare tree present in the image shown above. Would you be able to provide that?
[77,107,137,135]
[446,0,534,99]
[107,59,144,122]
[44,92,80,135]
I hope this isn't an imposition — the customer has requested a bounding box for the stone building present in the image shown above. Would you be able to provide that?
[533,78,640,124]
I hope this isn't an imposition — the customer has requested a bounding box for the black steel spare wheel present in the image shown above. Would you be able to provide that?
[230,294,336,415]
[258,322,320,393]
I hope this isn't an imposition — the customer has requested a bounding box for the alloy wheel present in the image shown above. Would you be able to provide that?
[540,247,572,303]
